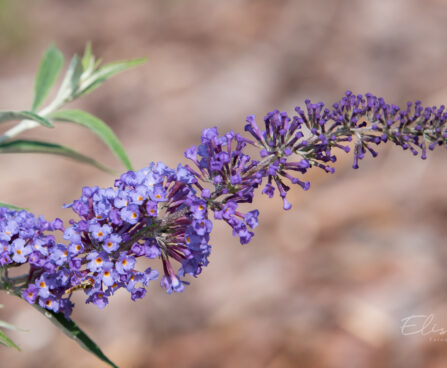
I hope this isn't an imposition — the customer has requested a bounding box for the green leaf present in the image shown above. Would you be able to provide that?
[81,42,93,71]
[0,140,114,173]
[0,319,25,332]
[56,55,83,99]
[32,45,64,111]
[0,330,20,351]
[32,306,118,368]
[78,57,146,97]
[50,110,133,170]
[0,111,53,128]
[0,202,26,211]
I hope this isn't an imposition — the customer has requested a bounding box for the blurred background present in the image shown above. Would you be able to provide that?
[0,0,446,367]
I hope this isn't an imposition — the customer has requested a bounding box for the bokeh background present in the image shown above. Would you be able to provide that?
[0,0,447,367]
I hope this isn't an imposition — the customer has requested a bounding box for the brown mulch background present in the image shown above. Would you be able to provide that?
[0,1,446,367]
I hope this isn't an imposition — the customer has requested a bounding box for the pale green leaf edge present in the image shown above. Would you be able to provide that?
[0,330,20,351]
[0,139,114,174]
[32,45,64,112]
[50,109,133,170]
[0,111,53,128]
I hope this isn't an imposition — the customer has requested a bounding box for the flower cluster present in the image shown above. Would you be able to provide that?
[184,127,260,244]
[0,207,74,316]
[18,162,212,315]
[245,111,312,210]
[1,91,445,318]
[241,91,446,209]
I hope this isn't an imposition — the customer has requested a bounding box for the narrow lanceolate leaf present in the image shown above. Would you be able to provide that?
[81,42,93,71]
[0,111,53,128]
[0,140,114,173]
[50,110,133,170]
[77,57,146,97]
[56,55,83,99]
[0,330,20,351]
[31,306,118,368]
[32,45,64,111]
[0,202,26,211]
[0,320,25,332]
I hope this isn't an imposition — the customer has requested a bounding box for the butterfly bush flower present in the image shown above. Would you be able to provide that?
[184,128,262,244]
[0,208,73,316]
[185,91,446,241]
[21,162,211,314]
[2,91,445,319]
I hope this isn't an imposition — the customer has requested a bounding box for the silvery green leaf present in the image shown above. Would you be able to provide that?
[0,139,114,173]
[0,320,25,332]
[32,45,64,111]
[77,57,146,97]
[0,330,20,351]
[81,42,93,71]
[0,111,53,128]
[56,55,83,100]
[50,109,133,170]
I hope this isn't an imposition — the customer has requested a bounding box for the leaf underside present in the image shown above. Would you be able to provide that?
[0,139,114,173]
[50,110,133,170]
[32,45,64,112]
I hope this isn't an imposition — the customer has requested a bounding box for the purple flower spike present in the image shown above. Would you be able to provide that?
[8,91,445,318]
